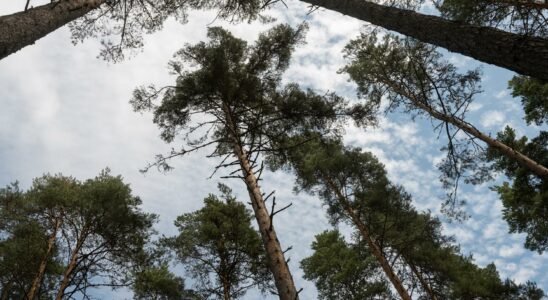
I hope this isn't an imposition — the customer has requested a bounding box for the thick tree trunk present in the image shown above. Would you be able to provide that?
[387,82,548,179]
[27,218,61,300]
[323,176,412,300]
[300,0,548,80]
[222,103,298,300]
[0,0,105,60]
[55,230,87,300]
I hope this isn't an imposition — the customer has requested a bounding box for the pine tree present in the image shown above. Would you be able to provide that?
[281,136,545,299]
[131,24,357,300]
[163,184,273,299]
[0,171,157,299]
[300,230,393,300]
[0,0,270,61]
[300,0,548,80]
[342,31,548,222]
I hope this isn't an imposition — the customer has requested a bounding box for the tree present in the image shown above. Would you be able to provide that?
[435,0,548,37]
[133,264,196,300]
[163,184,273,300]
[508,76,548,126]
[0,0,272,61]
[300,230,393,300]
[3,0,548,80]
[51,170,157,299]
[300,0,548,80]
[342,31,548,219]
[131,24,357,299]
[0,171,157,299]
[281,136,545,299]
[486,127,548,253]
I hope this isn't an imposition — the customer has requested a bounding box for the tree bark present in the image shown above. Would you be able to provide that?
[386,81,548,179]
[27,218,62,300]
[323,176,412,300]
[300,0,548,81]
[55,229,87,300]
[222,103,298,300]
[0,0,105,60]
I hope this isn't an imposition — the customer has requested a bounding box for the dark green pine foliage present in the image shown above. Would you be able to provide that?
[486,127,548,253]
[163,184,273,300]
[0,171,157,299]
[300,230,394,300]
[508,76,548,126]
[131,24,359,299]
[278,136,545,299]
[435,0,548,37]
[133,263,198,300]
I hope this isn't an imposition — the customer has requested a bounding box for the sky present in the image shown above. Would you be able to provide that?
[0,0,547,299]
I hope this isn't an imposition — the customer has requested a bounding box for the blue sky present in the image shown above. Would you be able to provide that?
[0,1,546,299]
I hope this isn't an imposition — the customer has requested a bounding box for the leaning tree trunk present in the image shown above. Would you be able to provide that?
[222,103,298,300]
[323,176,413,300]
[300,0,548,81]
[386,82,548,179]
[27,218,62,300]
[0,0,105,60]
[55,229,87,300]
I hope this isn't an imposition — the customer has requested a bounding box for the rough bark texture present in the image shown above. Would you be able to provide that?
[0,0,104,60]
[324,176,412,300]
[222,104,298,300]
[27,218,61,300]
[301,0,548,80]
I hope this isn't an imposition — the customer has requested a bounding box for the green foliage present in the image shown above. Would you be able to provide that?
[487,127,548,253]
[0,171,157,298]
[133,264,194,300]
[300,230,393,300]
[131,24,358,171]
[68,0,274,61]
[508,76,548,125]
[342,30,488,217]
[163,184,273,299]
[435,0,548,37]
[282,136,545,298]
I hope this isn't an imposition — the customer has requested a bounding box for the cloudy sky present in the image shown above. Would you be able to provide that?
[0,1,546,299]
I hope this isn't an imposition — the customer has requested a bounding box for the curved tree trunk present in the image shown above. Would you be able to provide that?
[0,0,105,60]
[222,103,298,300]
[27,218,62,300]
[300,0,548,81]
[55,229,87,300]
[323,176,413,300]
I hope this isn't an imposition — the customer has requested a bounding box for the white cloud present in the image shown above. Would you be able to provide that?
[480,110,506,128]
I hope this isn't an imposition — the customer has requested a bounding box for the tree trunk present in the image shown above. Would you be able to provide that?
[27,218,62,300]
[55,230,87,300]
[323,176,412,300]
[300,0,548,81]
[387,82,548,179]
[222,103,298,300]
[0,0,105,60]
[406,259,439,300]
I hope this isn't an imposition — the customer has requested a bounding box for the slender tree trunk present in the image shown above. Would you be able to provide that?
[387,82,548,178]
[406,259,439,300]
[323,176,412,300]
[222,103,298,300]
[222,279,231,300]
[27,218,62,300]
[300,0,548,80]
[55,230,87,300]
[0,0,105,60]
